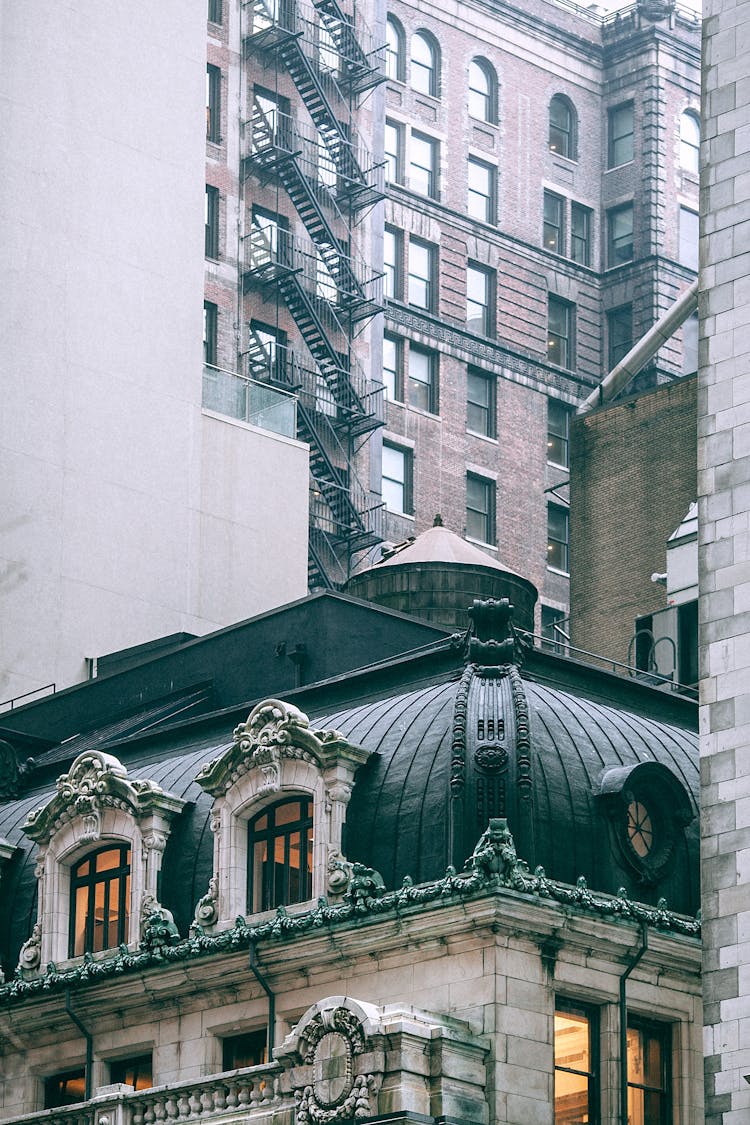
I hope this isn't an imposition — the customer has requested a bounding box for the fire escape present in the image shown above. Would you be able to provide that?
[242,0,385,589]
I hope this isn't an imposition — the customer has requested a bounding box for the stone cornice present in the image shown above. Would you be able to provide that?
[0,818,699,1005]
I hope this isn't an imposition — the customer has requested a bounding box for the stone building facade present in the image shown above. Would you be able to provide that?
[698,1,750,1120]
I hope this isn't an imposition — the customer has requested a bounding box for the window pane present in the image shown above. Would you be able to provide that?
[547,400,569,467]
[554,1003,596,1124]
[408,346,434,412]
[110,1055,153,1091]
[411,33,436,96]
[608,204,633,266]
[549,96,575,159]
[385,17,403,80]
[384,120,402,184]
[547,504,569,572]
[383,334,402,400]
[683,312,698,375]
[548,298,574,369]
[466,475,494,543]
[469,60,493,122]
[468,159,493,222]
[543,192,564,254]
[383,444,410,513]
[467,369,494,437]
[223,1030,268,1071]
[384,227,400,299]
[408,239,433,310]
[609,102,634,167]
[410,132,437,197]
[467,265,492,334]
[608,305,632,369]
[571,204,590,266]
[680,111,700,174]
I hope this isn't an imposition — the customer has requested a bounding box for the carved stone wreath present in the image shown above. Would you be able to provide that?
[294,1007,375,1125]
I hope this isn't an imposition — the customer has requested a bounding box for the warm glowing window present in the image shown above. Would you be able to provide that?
[248,798,313,913]
[45,1070,86,1109]
[110,1055,153,1091]
[69,845,131,957]
[627,1020,671,1124]
[223,1029,268,1071]
[554,1001,598,1123]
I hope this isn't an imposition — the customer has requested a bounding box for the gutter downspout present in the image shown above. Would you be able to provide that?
[619,924,649,1125]
[249,944,275,1055]
[578,279,699,415]
[65,989,93,1101]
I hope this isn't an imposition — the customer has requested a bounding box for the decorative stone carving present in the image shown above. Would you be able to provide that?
[344,863,385,910]
[16,922,42,973]
[22,750,185,846]
[190,876,219,935]
[0,740,34,799]
[467,598,520,667]
[139,893,180,950]
[326,851,353,898]
[466,818,526,885]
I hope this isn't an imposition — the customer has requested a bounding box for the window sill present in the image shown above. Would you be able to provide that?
[467,429,498,445]
[605,160,634,172]
[466,536,497,551]
[547,459,569,471]
[408,405,441,421]
[546,565,570,577]
[385,508,415,520]
[548,151,578,166]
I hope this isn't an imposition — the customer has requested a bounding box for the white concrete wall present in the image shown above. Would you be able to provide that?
[0,2,308,700]
[699,2,750,1120]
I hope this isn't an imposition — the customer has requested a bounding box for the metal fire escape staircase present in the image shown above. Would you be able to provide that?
[242,1,385,587]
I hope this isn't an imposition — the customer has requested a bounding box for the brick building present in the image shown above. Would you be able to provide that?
[204,0,701,630]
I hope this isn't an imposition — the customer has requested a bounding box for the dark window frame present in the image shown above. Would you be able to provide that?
[570,202,592,266]
[69,844,131,958]
[222,1029,268,1072]
[383,332,404,402]
[627,1017,671,1125]
[384,118,405,185]
[411,30,439,97]
[207,65,221,142]
[547,502,570,573]
[547,399,570,468]
[608,101,634,168]
[204,301,218,366]
[383,224,403,300]
[467,157,496,224]
[466,261,496,336]
[679,110,700,176]
[110,1054,153,1091]
[408,343,438,413]
[44,1070,87,1110]
[208,0,223,23]
[385,15,406,83]
[247,797,313,915]
[466,472,496,545]
[549,94,577,160]
[554,999,599,1125]
[409,129,439,199]
[408,237,436,313]
[205,185,220,260]
[467,367,496,438]
[382,441,414,514]
[543,191,565,255]
[468,58,497,124]
[607,202,634,268]
[548,295,576,370]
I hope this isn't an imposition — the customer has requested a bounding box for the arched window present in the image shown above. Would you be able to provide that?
[69,845,131,957]
[248,797,313,913]
[385,15,405,82]
[680,110,700,175]
[549,94,577,160]
[411,31,439,97]
[468,58,496,124]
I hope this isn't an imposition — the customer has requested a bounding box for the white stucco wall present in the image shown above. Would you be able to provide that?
[0,2,308,700]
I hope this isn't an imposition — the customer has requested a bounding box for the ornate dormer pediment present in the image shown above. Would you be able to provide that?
[196,699,370,798]
[22,750,186,846]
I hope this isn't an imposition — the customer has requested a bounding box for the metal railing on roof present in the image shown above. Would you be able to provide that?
[202,365,298,438]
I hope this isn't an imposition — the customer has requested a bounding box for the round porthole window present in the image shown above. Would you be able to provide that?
[627,799,654,858]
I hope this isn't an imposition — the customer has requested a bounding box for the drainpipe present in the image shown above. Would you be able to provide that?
[249,944,275,1055]
[577,279,699,415]
[619,924,648,1125]
[65,989,93,1101]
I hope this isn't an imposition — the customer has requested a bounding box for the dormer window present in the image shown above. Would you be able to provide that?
[69,845,131,957]
[248,798,313,912]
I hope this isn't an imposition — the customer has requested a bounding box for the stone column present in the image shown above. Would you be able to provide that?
[699,3,750,1120]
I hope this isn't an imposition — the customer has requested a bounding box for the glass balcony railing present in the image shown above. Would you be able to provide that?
[202,365,297,439]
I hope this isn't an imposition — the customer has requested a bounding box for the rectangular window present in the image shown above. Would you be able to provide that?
[679,206,699,270]
[222,1029,268,1072]
[547,399,570,468]
[408,237,436,312]
[408,344,437,413]
[384,226,402,300]
[206,65,221,142]
[571,203,591,266]
[467,367,496,438]
[204,301,218,366]
[205,185,219,259]
[627,1019,671,1125]
[250,206,287,270]
[548,296,575,370]
[607,203,634,267]
[110,1055,153,1091]
[547,503,569,572]
[608,304,633,369]
[608,101,634,167]
[468,158,495,223]
[466,473,496,544]
[383,333,404,401]
[554,1001,598,1124]
[409,131,439,198]
[382,442,413,514]
[384,119,404,185]
[543,191,565,255]
[208,0,222,22]
[466,263,495,336]
[683,311,698,375]
[45,1070,87,1109]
